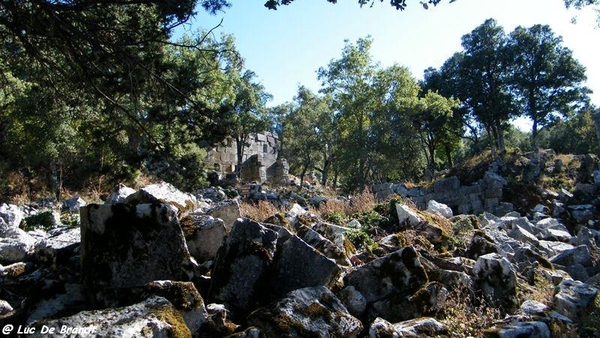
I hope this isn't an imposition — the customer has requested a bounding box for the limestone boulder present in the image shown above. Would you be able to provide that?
[247,286,363,338]
[0,203,24,231]
[26,283,85,324]
[105,184,137,204]
[295,224,350,266]
[124,182,198,215]
[180,214,227,264]
[208,219,278,314]
[369,317,447,338]
[395,204,421,227]
[34,226,80,266]
[269,235,342,297]
[344,246,428,304]
[144,280,209,335]
[427,200,453,218]
[337,285,367,317]
[553,279,598,319]
[80,203,195,306]
[491,321,551,338]
[0,228,36,264]
[473,253,518,313]
[206,200,241,232]
[61,196,87,212]
[30,296,190,338]
[370,281,447,323]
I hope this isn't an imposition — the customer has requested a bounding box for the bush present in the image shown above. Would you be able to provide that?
[24,210,60,231]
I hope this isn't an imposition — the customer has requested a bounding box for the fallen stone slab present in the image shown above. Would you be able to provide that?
[247,286,363,338]
[344,246,428,304]
[206,200,241,232]
[30,296,190,338]
[180,214,227,264]
[369,317,447,338]
[554,278,598,319]
[124,182,198,215]
[80,203,195,307]
[473,253,518,314]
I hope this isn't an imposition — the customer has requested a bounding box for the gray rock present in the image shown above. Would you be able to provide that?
[338,285,367,317]
[473,253,518,313]
[61,196,87,212]
[0,228,36,264]
[27,283,85,324]
[494,321,551,338]
[124,182,198,215]
[518,300,548,316]
[144,280,208,335]
[34,226,80,265]
[0,299,14,315]
[0,203,24,231]
[554,279,598,319]
[550,245,592,267]
[539,227,572,242]
[345,246,428,304]
[80,203,195,306]
[296,224,350,266]
[371,282,447,323]
[105,184,137,204]
[180,215,226,263]
[208,219,278,313]
[426,200,453,218]
[369,317,447,338]
[568,204,594,223]
[247,286,363,338]
[30,296,190,338]
[206,200,241,232]
[395,204,421,227]
[269,235,342,296]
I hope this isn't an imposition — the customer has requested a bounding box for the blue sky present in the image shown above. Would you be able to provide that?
[182,0,600,115]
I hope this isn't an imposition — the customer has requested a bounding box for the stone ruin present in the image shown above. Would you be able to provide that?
[205,132,289,184]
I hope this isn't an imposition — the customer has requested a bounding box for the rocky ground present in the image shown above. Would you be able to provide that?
[0,151,599,337]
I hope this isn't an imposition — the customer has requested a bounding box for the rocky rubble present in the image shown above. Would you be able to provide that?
[0,158,599,337]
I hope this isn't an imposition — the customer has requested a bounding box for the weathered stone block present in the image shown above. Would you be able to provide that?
[344,246,428,303]
[247,286,363,338]
[433,176,460,193]
[80,204,195,306]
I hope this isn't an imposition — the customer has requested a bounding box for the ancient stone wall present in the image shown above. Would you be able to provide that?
[206,132,288,184]
[372,171,513,216]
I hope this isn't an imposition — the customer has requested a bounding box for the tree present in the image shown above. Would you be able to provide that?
[413,91,460,172]
[506,24,590,152]
[319,37,427,191]
[457,19,515,155]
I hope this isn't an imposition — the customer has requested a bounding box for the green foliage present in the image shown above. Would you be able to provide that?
[323,211,347,225]
[539,109,600,154]
[24,211,59,231]
[345,228,377,251]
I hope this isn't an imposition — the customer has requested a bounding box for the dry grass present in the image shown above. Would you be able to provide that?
[312,190,378,218]
[240,200,286,222]
[441,286,502,337]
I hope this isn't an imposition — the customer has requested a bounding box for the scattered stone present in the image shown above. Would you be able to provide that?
[0,203,24,231]
[144,280,208,335]
[180,214,226,263]
[395,204,421,227]
[295,224,350,266]
[369,317,447,338]
[338,285,367,317]
[426,200,453,218]
[206,199,241,232]
[473,253,518,313]
[568,204,594,223]
[492,321,551,338]
[80,203,195,306]
[269,235,342,296]
[0,228,36,264]
[247,286,363,338]
[34,227,80,265]
[124,182,198,215]
[61,196,87,212]
[554,279,598,319]
[105,184,137,204]
[550,245,592,268]
[208,219,278,313]
[0,300,14,315]
[30,296,190,338]
[518,300,549,316]
[371,281,447,322]
[345,246,428,304]
[27,283,85,324]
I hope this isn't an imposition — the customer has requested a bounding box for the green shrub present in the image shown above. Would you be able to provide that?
[24,210,59,231]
